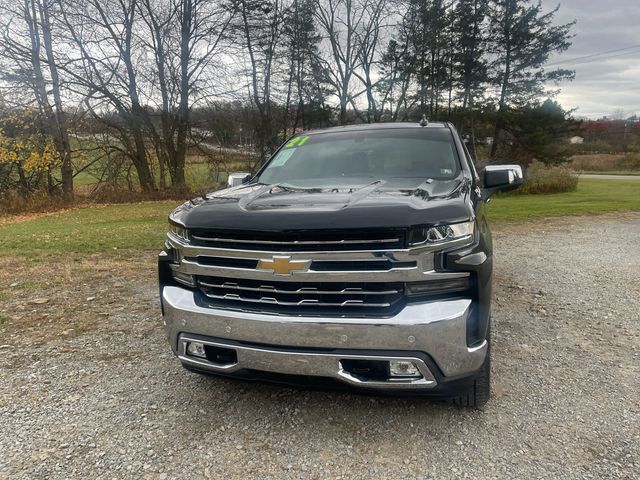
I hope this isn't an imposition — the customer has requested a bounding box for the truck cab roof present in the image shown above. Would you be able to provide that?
[303,121,450,136]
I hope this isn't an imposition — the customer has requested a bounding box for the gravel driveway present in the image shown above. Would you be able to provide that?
[1,214,639,479]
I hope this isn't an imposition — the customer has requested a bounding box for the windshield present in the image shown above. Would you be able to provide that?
[257,128,461,188]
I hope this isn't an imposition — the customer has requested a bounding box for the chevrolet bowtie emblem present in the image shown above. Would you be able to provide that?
[257,256,310,275]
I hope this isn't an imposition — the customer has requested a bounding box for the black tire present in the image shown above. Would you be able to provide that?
[450,329,491,410]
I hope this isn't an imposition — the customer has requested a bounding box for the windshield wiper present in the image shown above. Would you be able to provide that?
[270,183,321,194]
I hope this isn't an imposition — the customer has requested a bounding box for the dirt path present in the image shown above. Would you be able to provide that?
[1,215,639,479]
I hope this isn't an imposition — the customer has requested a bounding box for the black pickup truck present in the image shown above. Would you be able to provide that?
[159,122,522,408]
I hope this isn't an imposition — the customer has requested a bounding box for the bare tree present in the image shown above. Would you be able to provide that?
[55,0,157,191]
[0,0,73,199]
[230,0,286,161]
[352,0,389,122]
[314,0,365,125]
[0,0,578,200]
[377,37,413,121]
[139,0,233,189]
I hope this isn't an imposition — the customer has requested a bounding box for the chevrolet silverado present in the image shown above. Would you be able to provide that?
[159,122,522,408]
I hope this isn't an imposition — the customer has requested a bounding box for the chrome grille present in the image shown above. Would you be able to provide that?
[165,226,441,315]
[185,256,416,272]
[196,276,404,314]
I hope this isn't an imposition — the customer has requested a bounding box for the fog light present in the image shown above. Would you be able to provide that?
[186,341,206,358]
[389,360,421,378]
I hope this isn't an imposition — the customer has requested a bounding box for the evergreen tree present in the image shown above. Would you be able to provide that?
[506,98,577,165]
[488,0,574,157]
[452,0,489,114]
[282,0,324,133]
[402,0,451,118]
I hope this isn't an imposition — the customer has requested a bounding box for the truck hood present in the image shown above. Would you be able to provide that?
[171,178,473,231]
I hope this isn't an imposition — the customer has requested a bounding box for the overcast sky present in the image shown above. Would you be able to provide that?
[540,0,640,119]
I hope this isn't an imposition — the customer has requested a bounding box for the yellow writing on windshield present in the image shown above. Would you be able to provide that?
[285,135,310,148]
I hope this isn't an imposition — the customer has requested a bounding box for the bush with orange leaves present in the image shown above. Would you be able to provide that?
[0,109,61,194]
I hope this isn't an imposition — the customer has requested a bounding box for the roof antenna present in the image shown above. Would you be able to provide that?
[419,114,429,127]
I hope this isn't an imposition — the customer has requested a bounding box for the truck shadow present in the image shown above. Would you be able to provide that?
[172,369,487,447]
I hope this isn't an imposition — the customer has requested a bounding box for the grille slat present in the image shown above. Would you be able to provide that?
[197,276,404,314]
[187,256,416,272]
[201,292,391,308]
[199,280,400,295]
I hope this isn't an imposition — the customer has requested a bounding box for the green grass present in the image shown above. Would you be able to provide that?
[72,170,96,187]
[73,161,225,190]
[70,134,254,192]
[0,201,178,257]
[185,162,221,191]
[579,171,640,176]
[487,178,640,222]
[0,179,638,258]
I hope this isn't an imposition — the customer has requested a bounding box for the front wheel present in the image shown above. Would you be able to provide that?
[450,333,491,410]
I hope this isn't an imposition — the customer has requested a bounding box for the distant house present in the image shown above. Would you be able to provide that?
[569,136,584,144]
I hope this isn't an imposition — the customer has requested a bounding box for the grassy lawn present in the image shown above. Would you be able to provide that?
[487,178,640,222]
[73,161,224,191]
[0,202,177,258]
[70,135,254,192]
[579,171,640,176]
[0,179,638,258]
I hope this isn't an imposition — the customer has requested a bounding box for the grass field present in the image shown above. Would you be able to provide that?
[73,162,222,192]
[0,202,176,258]
[579,171,640,176]
[71,136,254,194]
[488,178,640,222]
[0,178,638,257]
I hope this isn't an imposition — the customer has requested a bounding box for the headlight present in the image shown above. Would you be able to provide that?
[408,221,475,247]
[168,222,190,242]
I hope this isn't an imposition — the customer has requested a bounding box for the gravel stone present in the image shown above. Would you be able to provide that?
[0,214,638,479]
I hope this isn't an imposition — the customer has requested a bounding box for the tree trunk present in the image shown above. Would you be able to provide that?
[25,0,73,199]
[130,121,155,192]
[339,86,348,126]
[121,3,156,191]
[171,0,193,191]
[37,0,73,200]
[490,53,510,159]
[490,5,513,159]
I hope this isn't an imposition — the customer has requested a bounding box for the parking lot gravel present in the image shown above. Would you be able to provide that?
[1,213,639,479]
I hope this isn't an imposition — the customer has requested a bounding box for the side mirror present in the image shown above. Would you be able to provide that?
[227,172,251,188]
[482,165,523,198]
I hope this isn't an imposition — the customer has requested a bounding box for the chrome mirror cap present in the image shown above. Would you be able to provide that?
[483,165,523,190]
[227,172,251,188]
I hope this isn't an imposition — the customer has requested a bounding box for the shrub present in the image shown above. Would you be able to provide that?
[619,154,640,170]
[569,141,615,155]
[570,153,640,172]
[515,161,579,195]
[89,183,192,204]
[0,188,69,215]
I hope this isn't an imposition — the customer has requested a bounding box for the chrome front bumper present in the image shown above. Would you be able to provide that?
[162,286,487,390]
[178,335,438,389]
